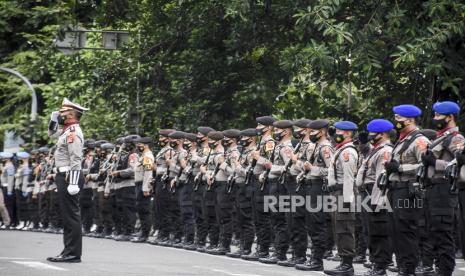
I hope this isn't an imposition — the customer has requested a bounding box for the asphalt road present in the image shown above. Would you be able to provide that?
[0,230,464,276]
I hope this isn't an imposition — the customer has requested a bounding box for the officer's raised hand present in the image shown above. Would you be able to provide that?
[384,159,400,174]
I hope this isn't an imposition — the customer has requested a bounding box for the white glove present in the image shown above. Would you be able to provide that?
[67,184,80,195]
[48,111,59,135]
[50,111,59,122]
[67,170,81,195]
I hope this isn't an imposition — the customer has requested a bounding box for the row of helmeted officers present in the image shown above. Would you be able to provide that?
[1,101,465,276]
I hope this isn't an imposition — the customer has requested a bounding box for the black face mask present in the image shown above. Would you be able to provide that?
[221,140,231,147]
[368,134,381,145]
[208,142,217,149]
[137,146,145,152]
[183,143,191,151]
[309,133,320,143]
[256,127,265,136]
[432,118,448,130]
[170,141,178,148]
[124,144,134,152]
[334,133,345,144]
[159,140,167,147]
[293,130,304,139]
[273,132,284,141]
[57,114,66,125]
[239,139,252,147]
[196,137,204,144]
[394,120,407,131]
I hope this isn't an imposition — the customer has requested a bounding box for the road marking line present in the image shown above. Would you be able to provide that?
[458,267,465,271]
[12,261,68,271]
[0,257,33,260]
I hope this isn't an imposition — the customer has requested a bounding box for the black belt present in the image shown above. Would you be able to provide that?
[304,178,324,185]
[431,178,447,184]
[213,180,227,185]
[268,178,279,184]
[235,182,247,188]
[329,183,343,191]
[390,181,410,189]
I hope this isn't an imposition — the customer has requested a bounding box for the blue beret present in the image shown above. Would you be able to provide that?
[17,151,30,159]
[392,104,422,117]
[367,119,394,133]
[433,101,460,115]
[334,121,358,131]
[0,152,13,159]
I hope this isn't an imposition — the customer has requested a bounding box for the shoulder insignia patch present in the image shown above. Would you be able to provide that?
[143,156,153,170]
[383,151,390,161]
[416,138,428,151]
[323,146,331,159]
[343,151,350,162]
[67,132,76,144]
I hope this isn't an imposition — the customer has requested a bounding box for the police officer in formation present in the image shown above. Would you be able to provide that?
[2,99,465,276]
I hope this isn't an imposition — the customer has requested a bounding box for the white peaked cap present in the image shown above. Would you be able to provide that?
[59,98,89,113]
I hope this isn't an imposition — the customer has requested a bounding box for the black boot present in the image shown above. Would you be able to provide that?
[258,252,287,264]
[183,241,202,251]
[114,234,131,241]
[171,238,184,248]
[397,266,416,276]
[226,248,250,258]
[241,250,269,261]
[353,254,366,264]
[206,245,230,255]
[323,257,354,275]
[130,235,148,243]
[295,258,324,271]
[387,262,398,272]
[323,250,334,259]
[199,244,216,253]
[277,256,306,267]
[196,244,208,253]
[363,266,387,276]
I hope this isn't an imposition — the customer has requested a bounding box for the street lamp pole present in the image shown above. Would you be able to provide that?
[0,67,38,146]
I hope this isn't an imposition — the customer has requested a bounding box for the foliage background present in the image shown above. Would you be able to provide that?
[1,0,464,149]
